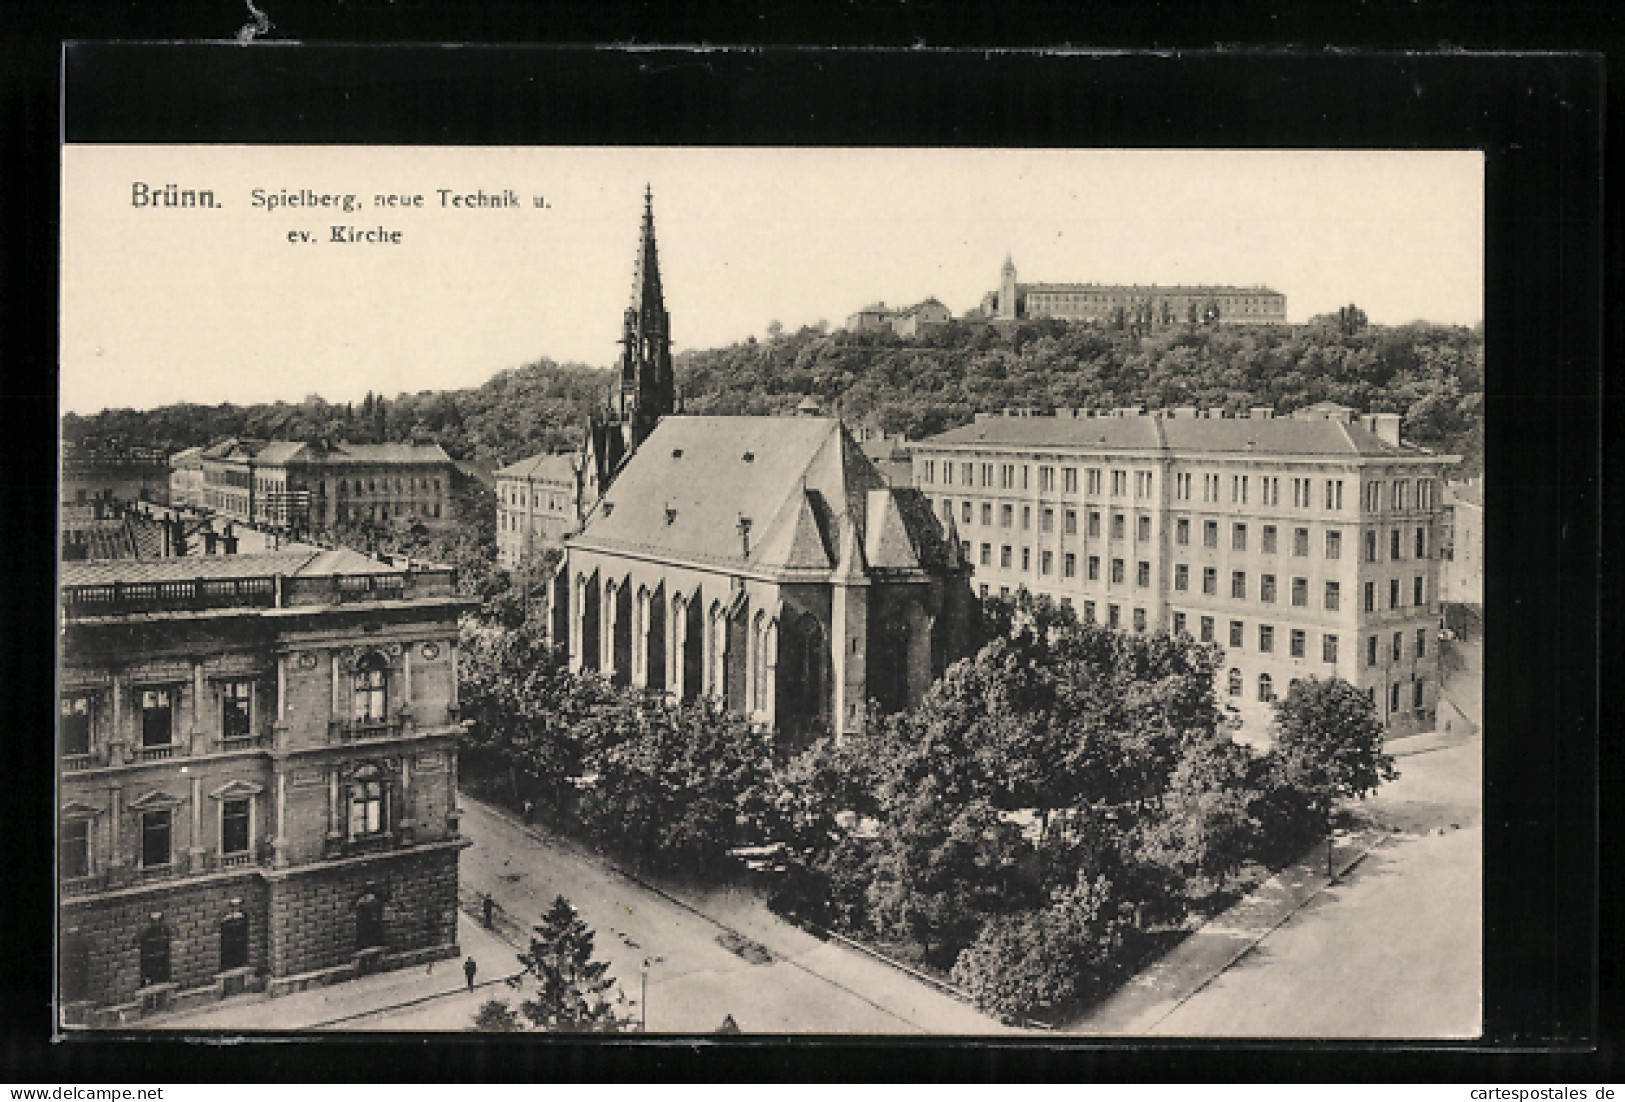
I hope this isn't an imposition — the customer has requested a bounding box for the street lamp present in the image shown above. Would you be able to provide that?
[640,957,650,1033]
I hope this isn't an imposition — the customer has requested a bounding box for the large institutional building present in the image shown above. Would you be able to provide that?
[910,402,1455,737]
[185,439,456,537]
[494,451,586,570]
[984,257,1287,327]
[58,547,471,1024]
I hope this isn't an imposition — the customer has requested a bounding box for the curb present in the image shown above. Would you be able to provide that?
[1069,830,1382,1036]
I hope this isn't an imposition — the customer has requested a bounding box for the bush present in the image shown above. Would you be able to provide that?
[949,875,1130,1020]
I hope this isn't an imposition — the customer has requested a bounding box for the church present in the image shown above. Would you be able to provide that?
[552,189,978,741]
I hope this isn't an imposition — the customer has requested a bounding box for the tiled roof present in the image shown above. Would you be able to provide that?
[573,416,954,576]
[920,413,1424,458]
[321,443,452,464]
[496,451,583,481]
[253,441,313,465]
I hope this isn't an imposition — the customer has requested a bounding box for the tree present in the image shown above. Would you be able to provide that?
[476,895,633,1032]
[949,874,1130,1020]
[1266,677,1396,836]
[1136,733,1261,889]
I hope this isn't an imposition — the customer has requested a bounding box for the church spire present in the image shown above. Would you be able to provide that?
[614,184,675,455]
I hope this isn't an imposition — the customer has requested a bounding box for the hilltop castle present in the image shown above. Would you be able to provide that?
[981,256,1287,327]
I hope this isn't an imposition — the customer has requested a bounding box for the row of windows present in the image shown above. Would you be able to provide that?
[59,660,399,760]
[337,476,442,496]
[1365,478,1437,512]
[976,543,1155,585]
[339,502,442,522]
[925,462,1437,519]
[1365,526,1431,562]
[922,460,1155,497]
[1366,629,1431,667]
[1170,566,1343,607]
[942,498,1158,540]
[501,486,572,511]
[1362,575,1430,612]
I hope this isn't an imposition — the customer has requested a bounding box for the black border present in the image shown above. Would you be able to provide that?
[2,29,1610,1084]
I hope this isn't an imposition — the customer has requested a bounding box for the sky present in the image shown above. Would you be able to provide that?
[60,147,1483,415]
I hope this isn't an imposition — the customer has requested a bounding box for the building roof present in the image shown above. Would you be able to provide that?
[170,446,204,464]
[571,416,959,576]
[1019,282,1282,297]
[921,411,1427,459]
[496,451,583,482]
[61,545,399,587]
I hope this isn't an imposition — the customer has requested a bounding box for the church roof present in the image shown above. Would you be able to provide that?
[570,416,958,578]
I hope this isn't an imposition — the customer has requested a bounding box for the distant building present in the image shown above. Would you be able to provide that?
[169,447,206,510]
[195,439,455,537]
[843,297,951,338]
[63,447,171,508]
[848,423,914,488]
[495,451,586,569]
[1440,478,1483,607]
[911,402,1455,739]
[58,548,472,1025]
[984,256,1286,328]
[555,415,977,741]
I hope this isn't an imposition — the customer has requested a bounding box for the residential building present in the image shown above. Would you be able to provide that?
[983,256,1287,327]
[1440,477,1483,607]
[169,447,206,510]
[195,439,455,537]
[63,446,171,508]
[911,402,1455,739]
[843,297,952,337]
[554,416,977,742]
[495,451,586,569]
[58,547,472,1025]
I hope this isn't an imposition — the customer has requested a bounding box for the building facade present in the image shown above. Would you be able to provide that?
[984,256,1287,327]
[58,548,471,1025]
[495,451,587,569]
[1440,478,1483,608]
[195,439,455,537]
[169,447,206,511]
[844,297,952,337]
[556,416,978,742]
[911,402,1455,738]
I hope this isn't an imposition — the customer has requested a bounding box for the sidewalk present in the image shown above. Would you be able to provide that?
[145,911,522,1032]
[1063,828,1381,1036]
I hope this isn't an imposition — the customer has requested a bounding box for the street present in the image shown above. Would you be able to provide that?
[1145,732,1481,1037]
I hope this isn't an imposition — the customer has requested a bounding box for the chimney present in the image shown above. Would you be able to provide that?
[1369,412,1402,445]
[1206,407,1227,420]
[737,515,753,559]
[1173,406,1198,419]
[1250,406,1275,420]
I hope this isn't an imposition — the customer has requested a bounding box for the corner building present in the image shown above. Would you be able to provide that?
[57,548,473,1025]
[912,402,1455,739]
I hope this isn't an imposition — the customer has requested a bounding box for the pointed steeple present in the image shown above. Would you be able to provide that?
[611,184,676,460]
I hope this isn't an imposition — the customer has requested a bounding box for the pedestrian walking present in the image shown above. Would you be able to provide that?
[463,956,477,992]
[483,893,495,929]
[522,799,534,825]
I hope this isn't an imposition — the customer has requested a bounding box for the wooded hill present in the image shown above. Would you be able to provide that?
[62,315,1484,476]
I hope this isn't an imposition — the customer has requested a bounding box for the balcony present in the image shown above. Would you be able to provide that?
[219,731,272,753]
[61,873,107,898]
[136,743,176,763]
[62,575,277,617]
[329,717,404,744]
[61,752,98,773]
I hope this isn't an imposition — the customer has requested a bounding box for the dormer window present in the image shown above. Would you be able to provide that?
[671,449,684,459]
[742,452,755,463]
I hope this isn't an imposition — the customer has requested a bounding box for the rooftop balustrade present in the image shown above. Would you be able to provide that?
[61,568,458,619]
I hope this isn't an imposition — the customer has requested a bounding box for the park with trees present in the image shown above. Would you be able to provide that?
[456,587,1398,1026]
